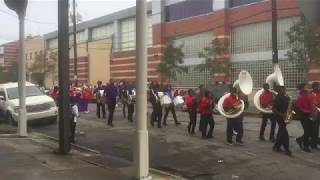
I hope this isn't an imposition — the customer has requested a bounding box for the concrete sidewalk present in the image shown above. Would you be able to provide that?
[0,134,183,180]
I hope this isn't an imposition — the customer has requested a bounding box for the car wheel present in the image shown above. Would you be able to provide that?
[6,112,17,126]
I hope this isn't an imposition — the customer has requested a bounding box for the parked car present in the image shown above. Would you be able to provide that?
[0,82,58,125]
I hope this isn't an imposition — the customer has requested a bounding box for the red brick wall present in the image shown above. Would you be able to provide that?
[3,41,18,72]
[111,0,320,84]
[69,56,89,85]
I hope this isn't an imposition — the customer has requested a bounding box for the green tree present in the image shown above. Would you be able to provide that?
[157,40,187,82]
[286,16,320,72]
[28,51,57,86]
[196,38,230,76]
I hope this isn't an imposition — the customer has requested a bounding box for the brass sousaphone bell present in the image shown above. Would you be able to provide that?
[253,64,284,114]
[217,71,253,118]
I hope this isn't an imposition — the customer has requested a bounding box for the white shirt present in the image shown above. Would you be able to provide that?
[72,104,79,123]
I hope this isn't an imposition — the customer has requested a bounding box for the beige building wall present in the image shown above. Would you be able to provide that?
[24,36,45,83]
[45,39,112,87]
[88,39,112,85]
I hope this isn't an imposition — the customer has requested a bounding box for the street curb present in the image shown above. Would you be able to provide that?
[150,168,187,180]
[32,133,101,155]
[32,133,186,180]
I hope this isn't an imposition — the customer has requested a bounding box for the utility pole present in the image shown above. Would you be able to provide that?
[135,0,151,179]
[271,0,278,64]
[72,0,78,87]
[4,0,28,137]
[58,0,71,154]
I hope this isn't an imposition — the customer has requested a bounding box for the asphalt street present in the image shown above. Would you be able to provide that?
[32,104,320,180]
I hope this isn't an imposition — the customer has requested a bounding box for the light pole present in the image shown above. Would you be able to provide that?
[271,0,278,65]
[58,0,71,154]
[135,0,151,179]
[4,0,28,137]
[72,0,78,87]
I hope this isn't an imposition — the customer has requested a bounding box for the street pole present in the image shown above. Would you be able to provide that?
[58,0,71,154]
[72,0,78,87]
[271,0,278,64]
[17,10,27,137]
[4,0,28,137]
[135,0,151,179]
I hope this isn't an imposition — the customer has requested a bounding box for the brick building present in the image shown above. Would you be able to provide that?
[0,41,18,72]
[39,0,319,88]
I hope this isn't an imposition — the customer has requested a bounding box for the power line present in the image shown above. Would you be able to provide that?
[0,9,57,25]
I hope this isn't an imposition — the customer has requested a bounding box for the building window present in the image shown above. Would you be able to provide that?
[30,52,33,60]
[166,0,213,22]
[120,17,136,51]
[173,31,213,59]
[231,17,300,54]
[229,0,264,8]
[92,24,114,41]
[69,31,86,44]
[48,38,58,49]
[230,60,306,89]
[0,56,4,67]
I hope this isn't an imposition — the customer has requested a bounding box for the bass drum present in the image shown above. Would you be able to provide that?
[217,93,245,118]
[161,95,172,108]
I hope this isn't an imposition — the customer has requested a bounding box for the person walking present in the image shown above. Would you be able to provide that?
[198,91,215,139]
[295,83,314,152]
[104,80,118,127]
[94,81,106,119]
[185,89,197,134]
[259,83,276,142]
[149,82,162,128]
[127,82,136,122]
[272,86,292,156]
[162,84,181,126]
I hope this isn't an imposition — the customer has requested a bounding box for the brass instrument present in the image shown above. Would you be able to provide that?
[217,71,253,118]
[285,96,295,124]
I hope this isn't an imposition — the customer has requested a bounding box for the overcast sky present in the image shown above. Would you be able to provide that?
[0,0,136,44]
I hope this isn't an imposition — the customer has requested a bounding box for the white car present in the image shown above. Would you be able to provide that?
[0,82,58,125]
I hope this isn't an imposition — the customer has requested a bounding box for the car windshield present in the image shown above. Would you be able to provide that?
[7,86,44,100]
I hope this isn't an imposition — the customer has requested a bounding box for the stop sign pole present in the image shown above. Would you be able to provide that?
[4,0,28,137]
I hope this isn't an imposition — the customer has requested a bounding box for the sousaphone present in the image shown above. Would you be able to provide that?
[217,71,253,118]
[254,64,284,113]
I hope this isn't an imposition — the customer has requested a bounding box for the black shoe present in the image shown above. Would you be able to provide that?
[157,125,162,128]
[97,116,101,119]
[273,146,284,152]
[175,122,181,126]
[303,147,311,153]
[296,138,303,150]
[151,122,154,127]
[226,141,233,146]
[207,135,213,139]
[259,136,266,141]
[163,123,167,126]
[236,141,244,146]
[190,131,195,135]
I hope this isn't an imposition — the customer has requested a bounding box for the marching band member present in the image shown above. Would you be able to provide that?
[196,85,206,132]
[295,83,314,152]
[94,81,106,119]
[127,82,135,122]
[272,86,292,156]
[198,91,215,139]
[149,82,162,128]
[259,83,276,142]
[311,82,320,148]
[119,81,128,118]
[163,84,181,126]
[223,87,243,145]
[105,80,118,127]
[185,89,197,134]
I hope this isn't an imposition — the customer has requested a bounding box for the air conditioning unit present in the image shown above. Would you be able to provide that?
[0,47,4,54]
